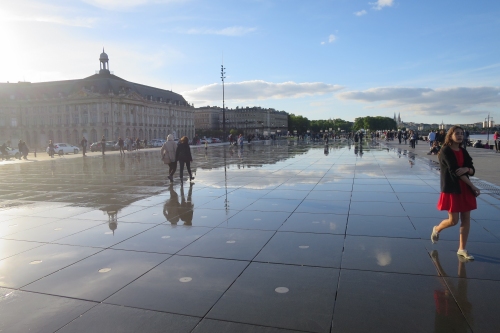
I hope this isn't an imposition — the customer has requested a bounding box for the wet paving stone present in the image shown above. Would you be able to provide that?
[112,224,212,254]
[23,249,169,301]
[0,287,95,333]
[254,232,344,268]
[57,303,200,333]
[0,244,101,288]
[1,141,499,331]
[178,228,274,260]
[331,270,472,333]
[105,255,248,317]
[207,262,337,333]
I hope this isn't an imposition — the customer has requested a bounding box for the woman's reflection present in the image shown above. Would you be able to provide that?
[179,183,193,226]
[431,250,472,332]
[163,183,193,226]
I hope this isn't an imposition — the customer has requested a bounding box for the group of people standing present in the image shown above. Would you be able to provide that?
[228,133,245,147]
[161,135,195,183]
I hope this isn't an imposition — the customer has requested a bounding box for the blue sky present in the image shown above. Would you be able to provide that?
[1,0,500,124]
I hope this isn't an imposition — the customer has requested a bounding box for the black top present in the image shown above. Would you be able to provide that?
[439,146,475,194]
[175,142,192,162]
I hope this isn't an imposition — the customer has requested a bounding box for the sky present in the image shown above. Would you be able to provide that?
[1,0,500,124]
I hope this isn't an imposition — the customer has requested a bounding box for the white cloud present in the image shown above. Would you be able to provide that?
[183,80,344,105]
[337,86,500,115]
[370,0,394,10]
[321,34,336,45]
[354,10,367,16]
[182,26,257,37]
[82,0,186,10]
[0,2,97,28]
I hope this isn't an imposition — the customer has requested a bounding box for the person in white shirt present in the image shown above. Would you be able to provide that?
[428,130,436,147]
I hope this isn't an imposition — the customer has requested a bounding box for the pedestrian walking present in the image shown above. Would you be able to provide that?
[101,135,106,155]
[493,131,499,153]
[125,137,131,151]
[175,136,195,182]
[238,134,244,148]
[21,141,29,159]
[48,140,55,158]
[161,134,177,183]
[118,137,125,155]
[431,126,480,261]
[410,131,417,149]
[81,136,87,156]
[136,138,140,150]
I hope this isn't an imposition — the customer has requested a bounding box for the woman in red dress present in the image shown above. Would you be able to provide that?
[431,126,480,260]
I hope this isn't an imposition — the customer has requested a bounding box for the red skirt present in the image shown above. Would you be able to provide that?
[437,180,477,213]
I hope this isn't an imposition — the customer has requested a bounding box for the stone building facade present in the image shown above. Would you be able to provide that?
[194,106,288,136]
[0,51,194,148]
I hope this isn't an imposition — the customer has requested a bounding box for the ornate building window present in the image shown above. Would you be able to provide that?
[82,111,88,125]
[73,112,79,125]
[104,113,109,124]
[65,114,70,125]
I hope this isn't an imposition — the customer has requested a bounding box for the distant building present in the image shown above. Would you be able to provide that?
[194,106,222,131]
[194,106,288,137]
[483,120,495,128]
[0,50,194,147]
[417,124,431,131]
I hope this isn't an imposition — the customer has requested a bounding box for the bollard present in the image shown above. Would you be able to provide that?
[34,149,37,158]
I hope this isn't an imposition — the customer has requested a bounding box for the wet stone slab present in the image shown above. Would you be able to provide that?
[0,140,499,332]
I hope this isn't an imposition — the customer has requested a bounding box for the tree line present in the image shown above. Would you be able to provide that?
[288,114,397,133]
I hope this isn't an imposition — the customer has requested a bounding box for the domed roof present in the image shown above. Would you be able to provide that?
[99,48,109,61]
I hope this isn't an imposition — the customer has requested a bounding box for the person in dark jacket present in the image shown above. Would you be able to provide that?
[21,141,29,159]
[101,136,106,155]
[175,136,194,182]
[81,136,87,156]
[48,140,55,158]
[431,126,480,261]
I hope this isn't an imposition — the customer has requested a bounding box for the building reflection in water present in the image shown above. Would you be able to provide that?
[107,210,117,235]
[431,250,472,332]
[163,183,193,226]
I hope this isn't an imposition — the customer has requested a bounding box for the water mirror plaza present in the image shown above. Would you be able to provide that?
[1,140,499,333]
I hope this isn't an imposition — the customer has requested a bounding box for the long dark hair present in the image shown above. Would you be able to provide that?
[179,136,189,144]
[439,125,464,154]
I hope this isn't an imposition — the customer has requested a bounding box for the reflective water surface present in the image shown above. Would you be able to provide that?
[0,140,499,332]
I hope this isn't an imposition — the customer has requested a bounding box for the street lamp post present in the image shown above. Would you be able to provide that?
[221,64,226,142]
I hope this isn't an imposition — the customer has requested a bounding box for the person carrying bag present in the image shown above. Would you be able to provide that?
[161,134,177,183]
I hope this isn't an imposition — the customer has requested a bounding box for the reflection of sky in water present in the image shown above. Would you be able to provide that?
[376,250,392,267]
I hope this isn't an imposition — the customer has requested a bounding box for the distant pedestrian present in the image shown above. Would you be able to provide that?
[175,136,194,182]
[410,131,417,149]
[17,140,23,160]
[48,140,55,158]
[428,130,436,147]
[144,139,148,148]
[493,131,499,153]
[22,141,29,159]
[101,135,106,155]
[81,136,87,156]
[238,134,244,147]
[161,134,177,183]
[431,126,480,261]
[118,137,125,155]
[136,138,140,150]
